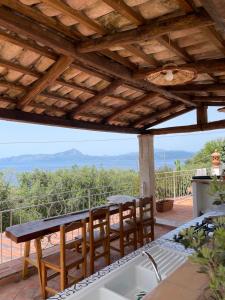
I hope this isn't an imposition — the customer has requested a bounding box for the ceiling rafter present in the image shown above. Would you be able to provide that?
[201,26,225,56]
[144,107,195,129]
[0,7,197,108]
[104,93,158,123]
[201,0,225,32]
[169,83,225,93]
[132,103,185,127]
[17,55,74,109]
[102,0,145,26]
[0,108,142,134]
[77,12,213,53]
[0,57,105,100]
[70,80,122,118]
[1,0,82,39]
[0,29,113,84]
[41,0,155,68]
[146,118,225,135]
[0,80,87,107]
[156,35,193,62]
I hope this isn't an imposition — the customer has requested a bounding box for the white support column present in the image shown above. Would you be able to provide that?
[138,134,155,205]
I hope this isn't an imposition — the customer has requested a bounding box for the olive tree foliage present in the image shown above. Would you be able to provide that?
[8,166,139,226]
[185,139,225,169]
[0,171,13,230]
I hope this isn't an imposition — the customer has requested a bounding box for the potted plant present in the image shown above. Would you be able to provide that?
[177,216,225,300]
[156,187,174,212]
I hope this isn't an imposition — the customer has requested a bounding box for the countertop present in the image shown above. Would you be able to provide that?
[50,210,223,300]
[143,261,209,300]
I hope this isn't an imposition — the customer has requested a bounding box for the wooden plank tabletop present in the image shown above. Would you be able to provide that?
[5,204,119,244]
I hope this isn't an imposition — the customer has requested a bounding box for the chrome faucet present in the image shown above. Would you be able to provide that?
[142,251,162,282]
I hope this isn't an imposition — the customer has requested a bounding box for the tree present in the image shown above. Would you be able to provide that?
[185,138,225,169]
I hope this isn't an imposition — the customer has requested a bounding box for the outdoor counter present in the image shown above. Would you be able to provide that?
[49,210,223,300]
[192,177,225,217]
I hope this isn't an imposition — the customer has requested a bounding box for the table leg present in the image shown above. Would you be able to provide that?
[34,238,43,294]
[22,241,31,279]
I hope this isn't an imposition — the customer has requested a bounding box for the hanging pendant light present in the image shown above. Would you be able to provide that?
[146,63,197,86]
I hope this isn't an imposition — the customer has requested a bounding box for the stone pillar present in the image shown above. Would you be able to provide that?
[138,134,155,206]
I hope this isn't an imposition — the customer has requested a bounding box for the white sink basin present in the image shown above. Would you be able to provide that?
[105,266,157,300]
[74,287,127,300]
[65,245,187,300]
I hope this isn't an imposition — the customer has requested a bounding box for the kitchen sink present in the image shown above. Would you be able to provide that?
[65,245,187,300]
[105,265,157,300]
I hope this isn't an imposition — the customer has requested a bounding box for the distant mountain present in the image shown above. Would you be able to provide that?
[0,148,194,172]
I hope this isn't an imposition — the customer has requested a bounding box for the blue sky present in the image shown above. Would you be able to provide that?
[0,107,224,158]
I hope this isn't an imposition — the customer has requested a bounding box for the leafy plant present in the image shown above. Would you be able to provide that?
[177,216,225,300]
[208,176,225,205]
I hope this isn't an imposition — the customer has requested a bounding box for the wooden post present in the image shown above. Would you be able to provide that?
[138,134,155,208]
[197,106,208,125]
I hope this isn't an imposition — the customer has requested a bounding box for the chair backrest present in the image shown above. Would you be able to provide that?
[89,207,110,241]
[119,200,136,228]
[59,220,86,269]
[139,197,154,222]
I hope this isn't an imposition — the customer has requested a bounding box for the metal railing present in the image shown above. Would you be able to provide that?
[0,169,198,264]
[0,183,136,264]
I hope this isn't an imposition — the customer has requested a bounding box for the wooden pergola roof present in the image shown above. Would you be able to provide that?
[0,0,224,134]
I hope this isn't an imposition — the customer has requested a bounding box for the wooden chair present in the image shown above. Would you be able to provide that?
[110,200,137,257]
[137,197,154,246]
[41,220,87,299]
[87,207,110,275]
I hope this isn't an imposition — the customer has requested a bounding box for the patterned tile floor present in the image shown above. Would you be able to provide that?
[0,196,193,300]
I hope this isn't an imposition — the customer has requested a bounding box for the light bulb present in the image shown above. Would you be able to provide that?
[165,70,174,81]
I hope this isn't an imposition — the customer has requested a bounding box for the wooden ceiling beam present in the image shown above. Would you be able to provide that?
[125,45,159,67]
[132,103,184,127]
[201,0,225,32]
[41,0,105,35]
[201,26,225,56]
[145,107,195,128]
[0,7,196,107]
[41,0,152,69]
[0,108,142,134]
[104,92,158,123]
[156,35,193,62]
[102,0,145,26]
[169,83,225,93]
[1,0,82,39]
[77,12,213,53]
[0,80,85,107]
[17,56,74,109]
[218,107,225,112]
[0,27,113,85]
[101,49,137,70]
[146,118,225,135]
[193,96,225,103]
[70,80,122,118]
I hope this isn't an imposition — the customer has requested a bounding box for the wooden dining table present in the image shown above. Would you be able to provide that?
[5,204,120,290]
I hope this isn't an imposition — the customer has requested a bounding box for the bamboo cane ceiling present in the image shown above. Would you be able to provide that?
[0,0,224,134]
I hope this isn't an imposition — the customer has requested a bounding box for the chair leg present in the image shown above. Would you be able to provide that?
[151,223,154,241]
[60,270,66,291]
[90,247,95,275]
[140,225,144,247]
[41,263,47,300]
[133,230,137,251]
[104,239,110,266]
[120,235,124,257]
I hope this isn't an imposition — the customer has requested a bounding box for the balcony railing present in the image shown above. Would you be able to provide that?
[0,169,197,265]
